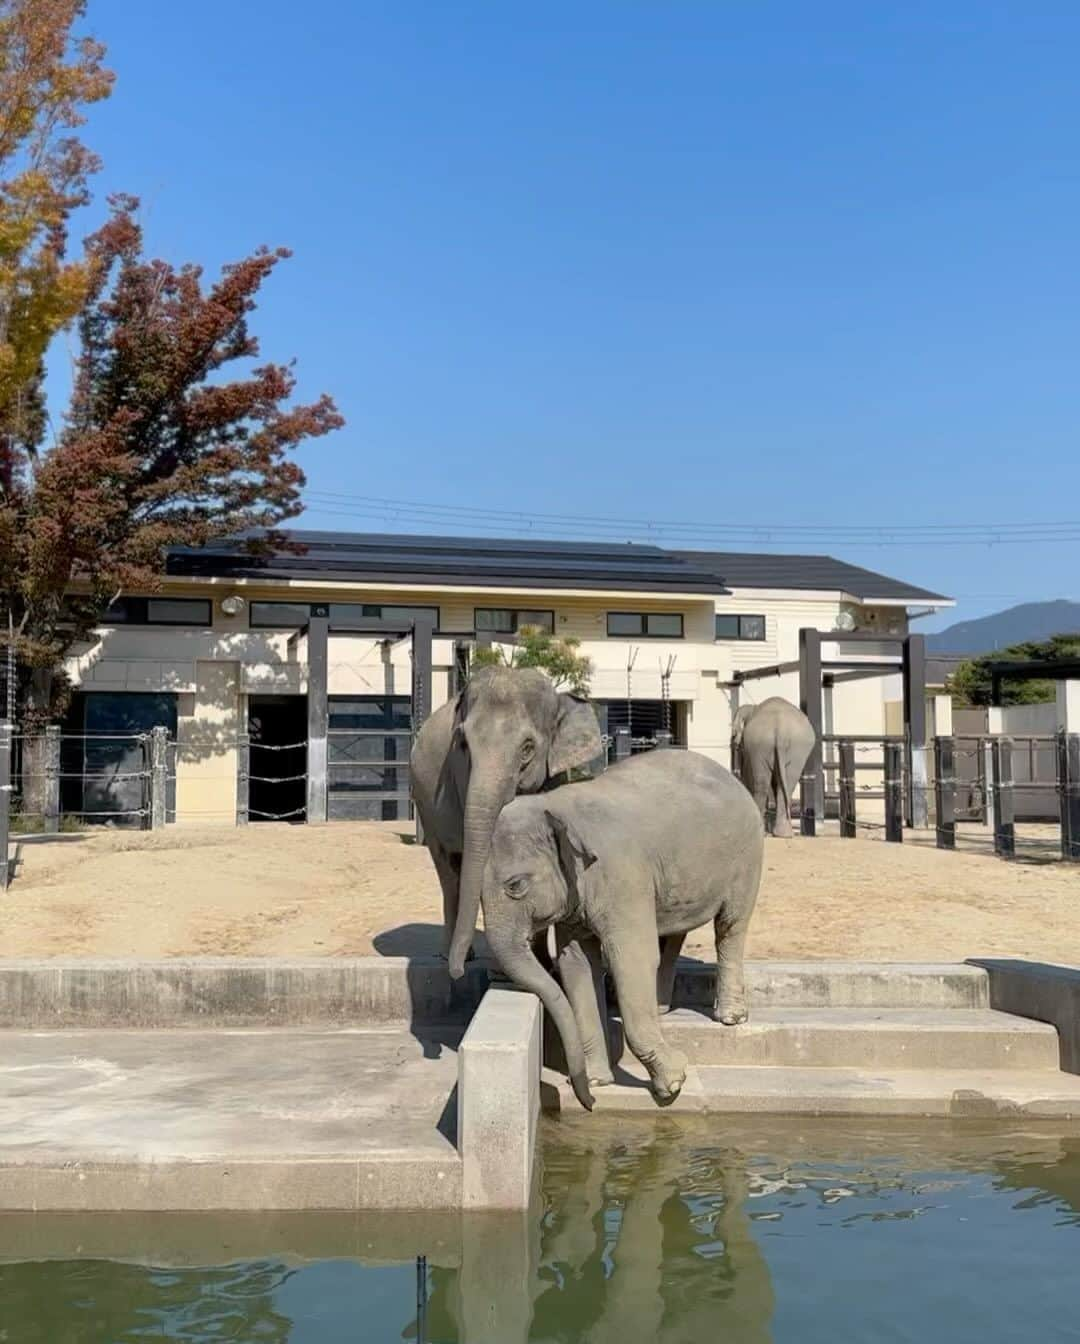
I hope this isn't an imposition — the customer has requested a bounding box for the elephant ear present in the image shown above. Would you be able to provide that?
[548,693,603,779]
[544,810,597,905]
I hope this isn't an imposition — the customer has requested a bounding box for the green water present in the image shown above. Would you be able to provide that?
[2,1119,1079,1342]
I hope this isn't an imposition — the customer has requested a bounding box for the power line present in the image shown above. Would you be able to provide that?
[297,492,1080,549]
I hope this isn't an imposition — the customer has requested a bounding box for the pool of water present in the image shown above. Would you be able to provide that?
[2,1118,1078,1342]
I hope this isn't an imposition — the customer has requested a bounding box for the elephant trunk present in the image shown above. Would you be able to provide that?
[448,773,514,980]
[488,927,595,1112]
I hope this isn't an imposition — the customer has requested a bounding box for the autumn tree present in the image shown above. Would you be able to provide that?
[0,0,113,477]
[0,197,343,721]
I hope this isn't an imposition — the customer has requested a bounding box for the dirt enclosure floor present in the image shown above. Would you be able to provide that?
[3,820,1078,964]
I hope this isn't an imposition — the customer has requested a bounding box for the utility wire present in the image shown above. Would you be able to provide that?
[298,492,1080,549]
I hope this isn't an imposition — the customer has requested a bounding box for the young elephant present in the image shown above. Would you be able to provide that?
[481,749,764,1110]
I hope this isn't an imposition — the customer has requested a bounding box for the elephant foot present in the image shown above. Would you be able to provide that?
[645,1048,688,1106]
[714,1000,749,1026]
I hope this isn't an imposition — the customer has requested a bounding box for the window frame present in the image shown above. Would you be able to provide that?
[715,613,767,642]
[99,596,213,627]
[606,611,685,639]
[474,607,555,635]
[249,601,441,630]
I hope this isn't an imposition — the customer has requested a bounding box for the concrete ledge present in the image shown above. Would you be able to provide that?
[0,959,986,1027]
[458,988,541,1211]
[0,957,489,1028]
[971,959,1080,1073]
[676,961,989,1010]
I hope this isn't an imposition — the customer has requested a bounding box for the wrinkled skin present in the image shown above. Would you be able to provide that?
[482,750,764,1110]
[410,666,602,978]
[733,697,817,838]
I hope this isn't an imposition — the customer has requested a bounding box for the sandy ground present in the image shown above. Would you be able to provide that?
[3,819,1078,964]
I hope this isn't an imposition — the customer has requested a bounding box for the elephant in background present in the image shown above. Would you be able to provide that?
[480,749,764,1109]
[732,696,816,838]
[410,666,603,978]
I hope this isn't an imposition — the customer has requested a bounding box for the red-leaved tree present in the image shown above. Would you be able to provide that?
[0,196,343,722]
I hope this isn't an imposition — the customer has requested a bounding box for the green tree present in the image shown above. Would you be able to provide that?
[950,633,1080,706]
[472,625,593,695]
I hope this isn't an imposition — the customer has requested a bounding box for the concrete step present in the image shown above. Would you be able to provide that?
[0,1027,463,1211]
[613,1007,1061,1072]
[676,961,989,1010]
[542,1063,1080,1119]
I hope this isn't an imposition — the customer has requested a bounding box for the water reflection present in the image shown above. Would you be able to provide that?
[1,1121,1079,1343]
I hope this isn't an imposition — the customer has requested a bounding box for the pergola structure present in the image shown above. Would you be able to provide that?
[289,607,435,824]
[987,658,1080,707]
[729,628,929,833]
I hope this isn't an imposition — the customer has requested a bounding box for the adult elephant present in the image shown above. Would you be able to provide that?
[410,666,603,979]
[732,697,816,838]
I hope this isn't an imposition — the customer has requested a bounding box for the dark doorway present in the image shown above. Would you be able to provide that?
[248,695,307,822]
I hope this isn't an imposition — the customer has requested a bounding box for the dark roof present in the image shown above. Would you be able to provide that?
[673,551,950,603]
[167,530,949,603]
[167,531,732,594]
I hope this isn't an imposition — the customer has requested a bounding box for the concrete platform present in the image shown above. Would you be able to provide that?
[0,1027,463,1211]
[645,1007,1061,1071]
[543,1063,1080,1118]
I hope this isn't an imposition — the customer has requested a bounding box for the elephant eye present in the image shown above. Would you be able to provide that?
[520,738,536,763]
[504,875,531,899]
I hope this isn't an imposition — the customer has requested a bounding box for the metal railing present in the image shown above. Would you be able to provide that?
[823,729,1080,863]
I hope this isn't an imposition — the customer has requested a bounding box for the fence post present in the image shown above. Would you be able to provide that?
[149,726,169,831]
[0,720,11,890]
[909,743,929,831]
[934,736,956,850]
[991,738,1015,858]
[236,733,250,826]
[43,724,60,834]
[1057,731,1080,862]
[837,740,856,838]
[981,739,994,827]
[614,726,631,762]
[884,743,903,843]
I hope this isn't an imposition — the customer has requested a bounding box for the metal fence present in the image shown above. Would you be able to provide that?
[0,721,176,890]
[821,730,1080,863]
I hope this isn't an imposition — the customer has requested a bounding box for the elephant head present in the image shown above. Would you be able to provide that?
[481,797,599,1110]
[447,665,601,981]
[731,703,757,748]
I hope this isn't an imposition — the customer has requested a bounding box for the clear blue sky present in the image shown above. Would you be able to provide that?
[69,1,1080,630]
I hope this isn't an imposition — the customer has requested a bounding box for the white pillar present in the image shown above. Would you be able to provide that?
[1056,680,1080,733]
[929,694,953,739]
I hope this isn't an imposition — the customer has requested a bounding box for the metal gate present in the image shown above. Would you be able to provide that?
[328,695,413,821]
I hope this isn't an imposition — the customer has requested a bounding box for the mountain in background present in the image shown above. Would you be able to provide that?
[926,600,1080,654]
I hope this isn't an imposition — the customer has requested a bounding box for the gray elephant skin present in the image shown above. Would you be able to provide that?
[410,666,603,978]
[732,697,816,838]
[481,749,764,1110]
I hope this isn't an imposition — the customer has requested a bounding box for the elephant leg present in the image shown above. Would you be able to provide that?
[749,758,771,830]
[772,754,794,839]
[656,932,686,1013]
[606,936,688,1104]
[429,843,464,960]
[556,929,613,1086]
[714,906,751,1025]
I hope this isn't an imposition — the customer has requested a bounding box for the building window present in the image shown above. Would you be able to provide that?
[100,597,212,627]
[475,608,555,634]
[249,602,440,629]
[716,614,766,641]
[250,602,312,628]
[606,612,684,639]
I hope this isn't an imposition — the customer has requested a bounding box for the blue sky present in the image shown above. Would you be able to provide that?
[66,1,1080,630]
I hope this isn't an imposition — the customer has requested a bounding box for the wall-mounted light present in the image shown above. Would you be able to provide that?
[220,595,246,616]
[834,610,856,633]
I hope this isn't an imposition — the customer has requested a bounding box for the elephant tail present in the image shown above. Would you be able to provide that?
[773,742,795,822]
